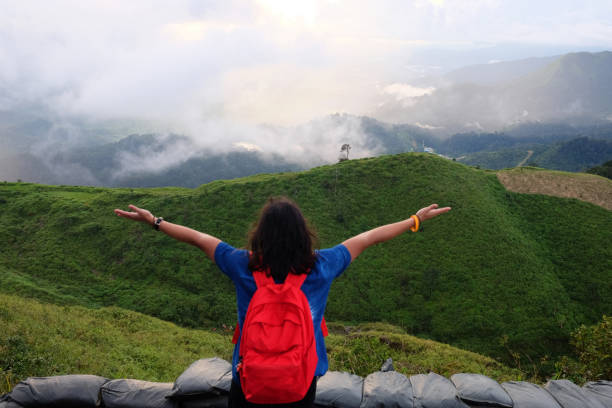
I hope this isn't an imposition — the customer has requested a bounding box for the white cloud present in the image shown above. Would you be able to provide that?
[233,142,263,152]
[1,0,611,134]
[382,83,435,101]
[415,122,443,130]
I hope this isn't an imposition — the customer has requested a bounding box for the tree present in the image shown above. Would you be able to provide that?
[339,144,351,162]
[555,315,612,383]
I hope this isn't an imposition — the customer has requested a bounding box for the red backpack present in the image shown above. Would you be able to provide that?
[235,270,318,404]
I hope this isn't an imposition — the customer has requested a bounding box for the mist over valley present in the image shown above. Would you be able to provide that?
[2,51,612,186]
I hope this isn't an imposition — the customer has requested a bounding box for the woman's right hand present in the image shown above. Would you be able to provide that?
[416,203,452,222]
[114,204,155,225]
[113,204,221,260]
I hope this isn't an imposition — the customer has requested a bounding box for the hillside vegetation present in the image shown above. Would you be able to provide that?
[0,293,521,394]
[0,153,610,374]
[454,136,612,172]
[587,160,612,179]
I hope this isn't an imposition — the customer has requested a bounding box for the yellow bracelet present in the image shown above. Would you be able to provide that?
[409,215,420,232]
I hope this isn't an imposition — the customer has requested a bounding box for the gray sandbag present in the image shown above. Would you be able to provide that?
[545,379,606,408]
[360,371,414,408]
[501,382,561,408]
[450,373,512,408]
[0,400,24,408]
[314,371,363,408]
[8,374,108,408]
[179,395,227,408]
[0,394,24,408]
[410,373,470,408]
[583,381,612,406]
[167,358,232,399]
[98,379,175,408]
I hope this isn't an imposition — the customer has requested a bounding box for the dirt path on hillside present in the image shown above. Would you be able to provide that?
[497,168,612,211]
[516,150,534,167]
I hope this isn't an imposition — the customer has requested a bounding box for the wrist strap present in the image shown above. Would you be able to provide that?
[153,217,164,230]
[409,215,420,232]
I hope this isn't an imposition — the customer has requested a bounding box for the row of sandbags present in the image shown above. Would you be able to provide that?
[1,357,611,408]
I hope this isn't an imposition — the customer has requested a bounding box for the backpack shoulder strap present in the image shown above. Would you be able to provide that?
[254,270,308,288]
[253,270,275,288]
[284,272,308,288]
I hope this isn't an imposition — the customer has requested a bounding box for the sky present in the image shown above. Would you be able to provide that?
[2,0,611,129]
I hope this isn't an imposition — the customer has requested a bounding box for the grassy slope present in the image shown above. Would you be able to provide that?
[0,153,610,369]
[497,167,612,210]
[0,292,232,394]
[0,293,522,395]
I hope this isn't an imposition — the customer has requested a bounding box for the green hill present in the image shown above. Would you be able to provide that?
[0,153,610,374]
[0,293,521,394]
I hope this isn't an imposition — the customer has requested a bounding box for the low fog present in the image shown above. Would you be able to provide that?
[2,1,612,184]
[112,115,378,179]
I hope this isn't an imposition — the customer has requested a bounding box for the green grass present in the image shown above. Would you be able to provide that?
[0,293,233,394]
[0,293,522,395]
[325,322,523,381]
[0,153,610,375]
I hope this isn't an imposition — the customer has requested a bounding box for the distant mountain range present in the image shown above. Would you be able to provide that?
[1,51,612,186]
[434,123,612,171]
[2,119,611,187]
[375,51,612,131]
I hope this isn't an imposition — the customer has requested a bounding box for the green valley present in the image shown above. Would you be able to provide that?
[0,153,610,377]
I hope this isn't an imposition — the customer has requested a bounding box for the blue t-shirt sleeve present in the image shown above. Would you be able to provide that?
[317,244,352,279]
[214,242,249,282]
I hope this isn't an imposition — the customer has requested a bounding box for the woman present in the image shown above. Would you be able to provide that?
[114,196,450,407]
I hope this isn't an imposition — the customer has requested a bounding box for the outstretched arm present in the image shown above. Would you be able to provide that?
[113,204,221,261]
[342,204,451,262]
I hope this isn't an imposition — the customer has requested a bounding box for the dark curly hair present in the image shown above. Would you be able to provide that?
[248,197,318,281]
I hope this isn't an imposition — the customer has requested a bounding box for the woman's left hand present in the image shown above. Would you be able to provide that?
[416,203,451,222]
[114,204,155,225]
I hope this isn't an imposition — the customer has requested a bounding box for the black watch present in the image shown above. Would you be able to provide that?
[153,217,164,230]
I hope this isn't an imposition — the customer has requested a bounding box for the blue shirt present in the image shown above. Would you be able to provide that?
[214,242,352,381]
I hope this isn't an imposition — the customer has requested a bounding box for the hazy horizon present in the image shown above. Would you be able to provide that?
[2,1,612,127]
[2,1,612,183]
